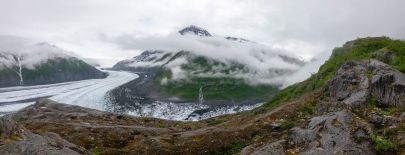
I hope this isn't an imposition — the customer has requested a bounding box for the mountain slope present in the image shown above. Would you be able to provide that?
[110,26,304,107]
[265,36,405,108]
[0,36,107,87]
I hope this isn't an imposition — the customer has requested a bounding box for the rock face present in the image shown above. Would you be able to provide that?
[369,60,405,108]
[328,59,405,108]
[0,116,88,155]
[328,61,370,108]
[289,111,373,155]
[178,25,212,37]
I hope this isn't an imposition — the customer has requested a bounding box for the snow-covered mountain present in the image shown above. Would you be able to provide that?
[113,25,305,84]
[109,26,306,109]
[178,25,212,37]
[0,36,107,87]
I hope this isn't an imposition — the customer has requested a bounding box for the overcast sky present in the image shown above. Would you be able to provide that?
[1,0,405,66]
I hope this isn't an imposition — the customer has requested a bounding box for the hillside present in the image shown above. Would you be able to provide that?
[1,37,404,155]
[0,37,107,87]
[110,26,304,109]
[265,36,405,108]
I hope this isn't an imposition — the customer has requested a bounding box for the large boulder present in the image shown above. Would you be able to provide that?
[328,59,405,108]
[328,61,370,108]
[369,60,405,108]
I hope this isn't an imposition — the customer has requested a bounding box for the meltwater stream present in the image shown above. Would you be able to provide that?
[0,70,264,121]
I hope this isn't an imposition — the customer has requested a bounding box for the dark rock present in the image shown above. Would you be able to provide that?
[353,129,369,142]
[369,114,384,126]
[0,116,20,139]
[328,61,370,108]
[328,59,405,108]
[369,60,405,108]
[369,113,401,126]
[178,25,212,37]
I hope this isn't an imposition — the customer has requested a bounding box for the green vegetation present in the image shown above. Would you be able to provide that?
[274,119,295,130]
[9,133,22,141]
[90,146,102,155]
[153,54,280,101]
[379,110,392,116]
[265,37,405,108]
[24,58,97,80]
[164,77,278,101]
[370,96,378,107]
[370,134,398,153]
[301,102,315,117]
[181,56,246,75]
[207,135,261,155]
[204,114,234,126]
[0,57,105,87]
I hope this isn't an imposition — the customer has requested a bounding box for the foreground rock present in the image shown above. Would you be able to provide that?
[0,116,88,155]
[241,59,405,155]
[328,59,405,108]
[369,60,405,108]
[288,111,373,155]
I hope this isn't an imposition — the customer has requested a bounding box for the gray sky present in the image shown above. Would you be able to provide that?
[1,0,405,66]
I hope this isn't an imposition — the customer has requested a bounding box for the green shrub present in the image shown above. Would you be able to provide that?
[370,134,398,153]
[90,146,102,155]
[277,119,295,130]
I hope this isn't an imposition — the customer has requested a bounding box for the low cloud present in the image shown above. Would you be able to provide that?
[107,33,323,86]
[0,35,77,69]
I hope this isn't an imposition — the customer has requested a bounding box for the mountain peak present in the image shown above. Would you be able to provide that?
[178,25,212,37]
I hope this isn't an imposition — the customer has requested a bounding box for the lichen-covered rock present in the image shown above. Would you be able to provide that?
[368,113,401,127]
[328,61,370,108]
[328,59,405,108]
[288,111,373,155]
[0,116,21,139]
[369,60,405,108]
[240,140,286,155]
[0,117,88,155]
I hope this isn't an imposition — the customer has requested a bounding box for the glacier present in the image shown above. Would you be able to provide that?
[0,70,264,121]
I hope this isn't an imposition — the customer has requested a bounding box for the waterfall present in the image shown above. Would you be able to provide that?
[198,86,204,104]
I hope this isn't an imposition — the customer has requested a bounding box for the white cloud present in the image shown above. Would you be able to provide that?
[0,0,404,83]
[0,35,75,69]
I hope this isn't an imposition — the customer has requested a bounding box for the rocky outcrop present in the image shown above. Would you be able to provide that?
[328,61,370,108]
[0,116,88,155]
[288,111,373,155]
[369,60,405,108]
[178,25,212,37]
[328,59,405,108]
